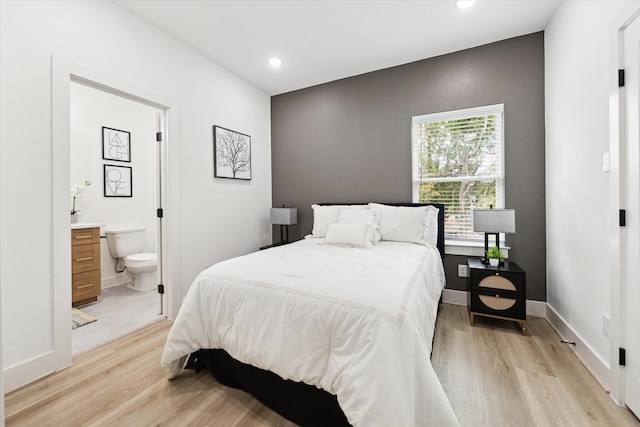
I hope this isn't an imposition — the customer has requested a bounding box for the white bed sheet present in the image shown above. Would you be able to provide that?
[161,239,459,426]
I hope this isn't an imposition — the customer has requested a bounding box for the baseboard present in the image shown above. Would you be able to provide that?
[526,299,547,318]
[442,288,467,305]
[101,274,130,290]
[442,289,547,318]
[546,304,611,392]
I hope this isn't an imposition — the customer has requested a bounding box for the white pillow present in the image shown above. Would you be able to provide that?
[337,209,375,224]
[310,204,368,237]
[368,203,435,246]
[324,223,377,248]
[338,209,381,243]
[423,205,440,248]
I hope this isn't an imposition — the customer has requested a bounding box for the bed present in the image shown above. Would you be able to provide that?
[161,202,459,426]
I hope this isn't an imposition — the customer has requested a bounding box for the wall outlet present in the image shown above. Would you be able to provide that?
[603,313,610,338]
[458,264,469,278]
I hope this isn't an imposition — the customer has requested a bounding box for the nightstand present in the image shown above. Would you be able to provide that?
[467,257,527,335]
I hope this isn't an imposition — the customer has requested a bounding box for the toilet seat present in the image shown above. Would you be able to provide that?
[125,252,157,265]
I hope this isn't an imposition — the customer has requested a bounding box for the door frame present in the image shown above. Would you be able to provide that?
[609,3,640,407]
[2,56,182,392]
[54,58,183,316]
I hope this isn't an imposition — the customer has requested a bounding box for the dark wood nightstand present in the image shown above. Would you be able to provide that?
[467,257,527,335]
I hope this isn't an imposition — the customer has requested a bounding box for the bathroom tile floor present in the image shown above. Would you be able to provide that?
[72,283,164,356]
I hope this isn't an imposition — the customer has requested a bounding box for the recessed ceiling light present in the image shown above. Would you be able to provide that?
[268,57,283,67]
[455,0,476,9]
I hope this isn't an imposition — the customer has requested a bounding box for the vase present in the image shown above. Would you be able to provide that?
[489,258,499,267]
[71,213,79,224]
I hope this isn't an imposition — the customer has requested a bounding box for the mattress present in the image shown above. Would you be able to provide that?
[161,238,459,426]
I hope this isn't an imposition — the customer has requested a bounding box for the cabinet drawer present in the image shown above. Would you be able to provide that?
[71,227,100,246]
[471,270,525,295]
[72,270,101,302]
[72,243,100,274]
[470,289,526,320]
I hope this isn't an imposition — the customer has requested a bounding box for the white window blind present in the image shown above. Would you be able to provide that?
[411,104,505,241]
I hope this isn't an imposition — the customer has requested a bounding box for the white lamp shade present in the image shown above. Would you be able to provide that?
[472,209,515,233]
[270,207,297,225]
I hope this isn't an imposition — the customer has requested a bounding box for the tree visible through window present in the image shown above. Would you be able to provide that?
[412,104,504,241]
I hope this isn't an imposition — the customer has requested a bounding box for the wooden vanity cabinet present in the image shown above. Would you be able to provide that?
[71,227,101,307]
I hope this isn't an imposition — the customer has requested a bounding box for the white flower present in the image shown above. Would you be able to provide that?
[71,180,92,214]
[71,180,92,196]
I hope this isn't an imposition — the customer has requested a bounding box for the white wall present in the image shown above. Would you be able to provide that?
[545,0,632,389]
[0,0,271,392]
[71,82,158,288]
[0,277,3,424]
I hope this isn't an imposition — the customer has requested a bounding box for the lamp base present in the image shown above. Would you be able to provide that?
[280,224,289,244]
[483,232,501,264]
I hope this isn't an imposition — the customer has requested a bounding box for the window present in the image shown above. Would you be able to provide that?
[412,104,504,243]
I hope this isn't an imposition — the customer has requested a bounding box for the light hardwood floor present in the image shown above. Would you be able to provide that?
[432,304,640,427]
[5,303,640,426]
[72,284,163,356]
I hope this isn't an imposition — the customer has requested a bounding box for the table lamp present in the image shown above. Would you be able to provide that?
[270,206,297,244]
[472,208,516,264]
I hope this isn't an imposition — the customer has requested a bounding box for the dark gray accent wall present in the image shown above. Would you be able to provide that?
[271,32,546,301]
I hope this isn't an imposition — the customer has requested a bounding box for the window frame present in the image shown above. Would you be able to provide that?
[411,104,506,249]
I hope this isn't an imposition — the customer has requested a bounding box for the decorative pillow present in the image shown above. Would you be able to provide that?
[368,203,436,246]
[324,223,377,249]
[310,204,368,237]
[337,209,381,243]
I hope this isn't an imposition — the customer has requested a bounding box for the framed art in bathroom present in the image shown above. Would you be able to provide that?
[102,126,131,162]
[104,164,132,197]
[213,125,251,180]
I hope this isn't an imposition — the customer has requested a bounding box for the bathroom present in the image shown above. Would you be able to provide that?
[70,80,164,355]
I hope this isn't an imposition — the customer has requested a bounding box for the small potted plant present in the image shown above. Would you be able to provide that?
[486,246,504,267]
[70,180,92,223]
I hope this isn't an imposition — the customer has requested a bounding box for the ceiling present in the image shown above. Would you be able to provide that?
[113,0,560,96]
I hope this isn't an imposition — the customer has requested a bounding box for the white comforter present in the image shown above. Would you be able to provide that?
[161,239,459,426]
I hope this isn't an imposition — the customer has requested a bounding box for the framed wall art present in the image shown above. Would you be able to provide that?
[213,125,251,180]
[104,164,132,197]
[102,126,131,162]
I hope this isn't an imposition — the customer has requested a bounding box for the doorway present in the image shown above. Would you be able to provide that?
[0,55,182,395]
[69,80,165,355]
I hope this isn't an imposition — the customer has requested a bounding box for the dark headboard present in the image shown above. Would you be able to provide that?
[318,202,445,257]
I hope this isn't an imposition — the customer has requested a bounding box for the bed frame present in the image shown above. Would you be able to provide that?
[186,202,445,426]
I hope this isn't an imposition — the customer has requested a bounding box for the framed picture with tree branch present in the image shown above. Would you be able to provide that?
[213,125,251,180]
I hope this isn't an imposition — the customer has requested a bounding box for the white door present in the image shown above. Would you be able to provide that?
[624,13,640,419]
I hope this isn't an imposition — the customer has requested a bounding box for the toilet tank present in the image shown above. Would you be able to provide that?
[104,227,146,258]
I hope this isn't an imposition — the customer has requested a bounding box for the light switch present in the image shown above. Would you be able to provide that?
[603,152,610,172]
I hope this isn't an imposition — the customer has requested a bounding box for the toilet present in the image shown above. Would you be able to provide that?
[104,226,157,291]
